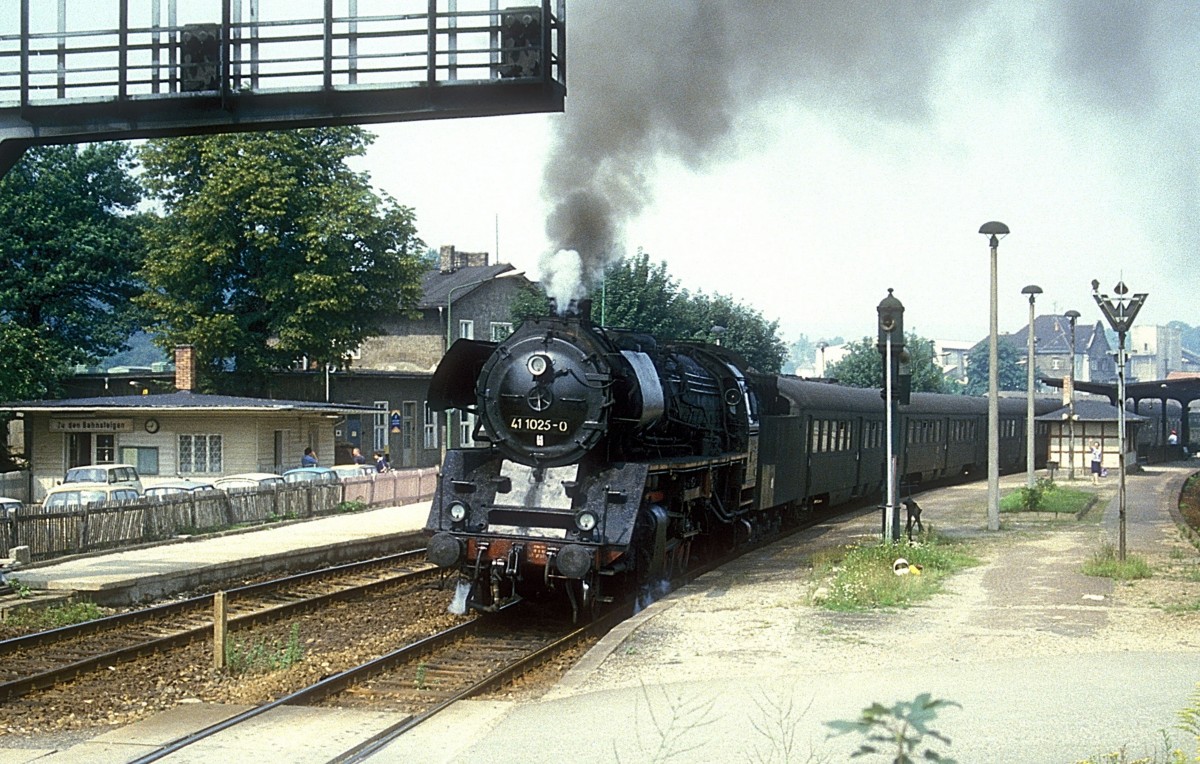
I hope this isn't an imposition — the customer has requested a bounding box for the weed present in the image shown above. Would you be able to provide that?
[810,539,978,611]
[4,600,105,629]
[6,577,32,599]
[826,692,959,763]
[224,622,304,675]
[337,500,367,513]
[414,661,427,689]
[1082,543,1152,581]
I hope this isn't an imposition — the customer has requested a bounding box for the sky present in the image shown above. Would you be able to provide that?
[5,2,1198,347]
[351,1,1200,346]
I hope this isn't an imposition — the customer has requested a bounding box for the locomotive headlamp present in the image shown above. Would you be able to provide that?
[575,510,598,532]
[526,353,550,377]
[448,501,469,523]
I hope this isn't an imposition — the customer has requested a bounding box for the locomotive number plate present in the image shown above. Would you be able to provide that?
[510,417,569,433]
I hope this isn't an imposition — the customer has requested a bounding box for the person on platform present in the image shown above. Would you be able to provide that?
[1090,442,1102,485]
[352,447,366,465]
[301,447,318,467]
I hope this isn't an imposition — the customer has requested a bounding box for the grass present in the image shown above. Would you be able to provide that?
[1082,542,1152,581]
[3,600,106,630]
[1000,479,1095,515]
[224,622,305,675]
[811,531,979,611]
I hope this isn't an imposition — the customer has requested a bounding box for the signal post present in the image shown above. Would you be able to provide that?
[877,289,910,542]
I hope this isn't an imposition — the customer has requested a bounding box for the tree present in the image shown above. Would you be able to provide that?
[679,291,788,373]
[964,338,1024,396]
[137,128,425,388]
[825,333,948,393]
[511,251,787,373]
[0,143,145,401]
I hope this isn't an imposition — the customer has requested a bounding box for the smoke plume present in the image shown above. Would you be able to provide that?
[539,1,974,304]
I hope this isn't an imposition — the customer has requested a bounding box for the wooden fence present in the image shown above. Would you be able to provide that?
[0,467,437,563]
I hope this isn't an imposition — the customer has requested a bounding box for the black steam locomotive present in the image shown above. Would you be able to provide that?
[425,300,1051,618]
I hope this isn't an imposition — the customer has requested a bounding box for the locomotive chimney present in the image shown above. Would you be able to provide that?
[547,296,560,315]
[577,298,593,323]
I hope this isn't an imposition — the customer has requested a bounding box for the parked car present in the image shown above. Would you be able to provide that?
[43,482,141,509]
[212,473,286,492]
[0,496,21,520]
[63,463,143,494]
[330,464,376,480]
[144,479,216,498]
[283,467,340,485]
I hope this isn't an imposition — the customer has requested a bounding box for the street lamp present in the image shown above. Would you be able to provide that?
[1092,279,1148,561]
[817,342,828,377]
[1064,309,1081,480]
[979,221,1009,531]
[1021,284,1042,490]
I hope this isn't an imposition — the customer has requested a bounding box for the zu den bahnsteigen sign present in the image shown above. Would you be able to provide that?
[50,419,133,433]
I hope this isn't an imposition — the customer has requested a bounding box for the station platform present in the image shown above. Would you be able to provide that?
[2,502,432,607]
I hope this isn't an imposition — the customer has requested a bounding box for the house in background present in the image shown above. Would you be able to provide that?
[1004,314,1116,391]
[0,347,373,501]
[41,245,537,471]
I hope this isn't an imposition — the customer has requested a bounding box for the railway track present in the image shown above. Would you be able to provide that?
[0,549,438,702]
[126,599,626,764]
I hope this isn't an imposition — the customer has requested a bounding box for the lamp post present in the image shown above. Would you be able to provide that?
[979,221,1009,531]
[1064,309,1081,480]
[817,342,828,377]
[1093,279,1148,561]
[1021,284,1042,490]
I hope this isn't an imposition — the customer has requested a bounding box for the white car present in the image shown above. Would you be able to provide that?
[63,463,143,494]
[213,473,286,492]
[43,482,141,509]
[144,479,216,498]
[0,496,20,520]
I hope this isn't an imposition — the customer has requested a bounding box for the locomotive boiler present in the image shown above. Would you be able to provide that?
[424,300,767,617]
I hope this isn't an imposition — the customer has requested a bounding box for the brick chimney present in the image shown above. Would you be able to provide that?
[175,345,196,392]
[439,244,457,273]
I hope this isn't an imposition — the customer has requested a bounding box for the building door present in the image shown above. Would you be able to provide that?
[67,433,92,468]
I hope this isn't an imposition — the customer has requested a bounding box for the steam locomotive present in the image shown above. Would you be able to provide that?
[425,300,1051,618]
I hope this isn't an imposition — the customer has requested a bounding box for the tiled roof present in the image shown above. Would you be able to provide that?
[417,264,520,310]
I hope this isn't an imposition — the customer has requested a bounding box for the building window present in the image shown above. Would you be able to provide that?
[458,319,474,341]
[424,403,439,449]
[96,434,116,464]
[374,401,388,453]
[120,446,160,476]
[179,434,222,474]
[490,322,513,341]
[402,401,417,451]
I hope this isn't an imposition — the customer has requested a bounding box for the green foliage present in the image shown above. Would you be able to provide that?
[5,600,106,630]
[0,143,145,401]
[812,538,979,611]
[6,577,32,599]
[1082,543,1152,580]
[336,500,367,514]
[511,250,789,372]
[1000,480,1094,515]
[964,337,1025,396]
[225,622,304,675]
[825,692,960,763]
[823,333,947,393]
[136,127,425,388]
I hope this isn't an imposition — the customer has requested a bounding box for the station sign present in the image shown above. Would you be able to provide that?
[50,419,133,433]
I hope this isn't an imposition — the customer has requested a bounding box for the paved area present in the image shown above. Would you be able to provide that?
[4,501,432,605]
